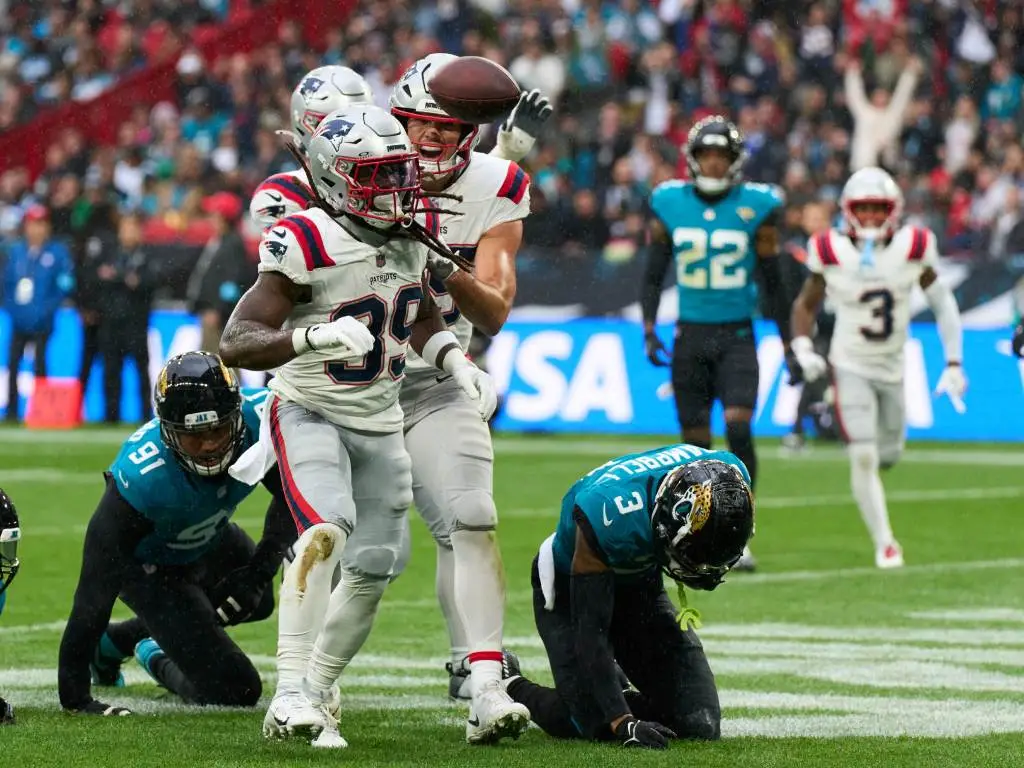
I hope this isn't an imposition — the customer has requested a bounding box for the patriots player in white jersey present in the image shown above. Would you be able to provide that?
[790,167,966,568]
[384,54,552,744]
[249,66,374,229]
[220,104,499,748]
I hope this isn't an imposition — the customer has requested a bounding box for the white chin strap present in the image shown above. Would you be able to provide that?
[694,176,730,195]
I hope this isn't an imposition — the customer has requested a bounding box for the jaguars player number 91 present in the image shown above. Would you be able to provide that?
[641,116,792,572]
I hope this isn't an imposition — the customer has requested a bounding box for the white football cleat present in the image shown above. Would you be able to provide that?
[876,542,904,569]
[262,691,329,740]
[466,680,530,745]
[312,720,349,749]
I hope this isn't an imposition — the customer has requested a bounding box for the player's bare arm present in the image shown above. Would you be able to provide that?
[791,273,826,339]
[409,282,498,418]
[219,273,310,371]
[436,220,520,337]
[409,281,447,357]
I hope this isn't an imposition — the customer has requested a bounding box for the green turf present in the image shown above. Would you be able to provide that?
[2,428,1024,766]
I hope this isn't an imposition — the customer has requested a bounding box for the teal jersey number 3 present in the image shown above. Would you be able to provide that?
[649,180,783,323]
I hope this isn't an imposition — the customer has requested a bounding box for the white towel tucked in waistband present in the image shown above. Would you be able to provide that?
[228,397,278,485]
[538,532,557,611]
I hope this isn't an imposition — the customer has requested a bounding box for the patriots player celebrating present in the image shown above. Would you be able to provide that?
[0,488,21,724]
[250,66,374,229]
[642,117,790,572]
[220,104,499,748]
[790,167,965,568]
[503,445,754,747]
[58,353,296,715]
[387,54,551,743]
[250,62,547,234]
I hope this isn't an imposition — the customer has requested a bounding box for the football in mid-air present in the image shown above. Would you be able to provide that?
[428,57,521,124]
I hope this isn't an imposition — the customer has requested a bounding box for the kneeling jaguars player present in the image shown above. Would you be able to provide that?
[58,352,296,714]
[504,445,754,748]
[0,488,21,723]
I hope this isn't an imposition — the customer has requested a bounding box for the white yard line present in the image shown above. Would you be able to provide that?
[499,485,1024,519]
[907,608,1024,623]
[2,429,1023,466]
[730,557,1024,585]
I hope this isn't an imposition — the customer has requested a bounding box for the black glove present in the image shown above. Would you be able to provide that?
[209,565,270,626]
[613,716,677,749]
[68,699,131,716]
[503,89,553,137]
[644,331,671,367]
[1013,324,1024,358]
[785,352,804,385]
[0,696,14,724]
[495,89,554,160]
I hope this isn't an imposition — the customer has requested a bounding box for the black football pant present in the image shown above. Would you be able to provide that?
[98,317,150,423]
[671,320,759,432]
[507,557,720,741]
[106,523,274,706]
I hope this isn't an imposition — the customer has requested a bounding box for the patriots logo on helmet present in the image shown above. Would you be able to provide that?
[300,76,325,97]
[318,118,355,150]
[266,240,288,262]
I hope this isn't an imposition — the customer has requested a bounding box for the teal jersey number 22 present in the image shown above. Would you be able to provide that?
[649,180,783,324]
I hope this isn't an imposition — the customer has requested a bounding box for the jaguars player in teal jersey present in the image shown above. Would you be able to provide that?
[58,352,297,716]
[0,488,21,723]
[641,117,791,571]
[502,445,754,749]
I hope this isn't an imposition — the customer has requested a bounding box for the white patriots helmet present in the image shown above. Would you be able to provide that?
[840,167,904,242]
[306,105,421,228]
[389,53,481,180]
[291,66,374,150]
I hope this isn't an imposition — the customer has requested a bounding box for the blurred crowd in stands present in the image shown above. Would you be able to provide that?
[2,0,1024,315]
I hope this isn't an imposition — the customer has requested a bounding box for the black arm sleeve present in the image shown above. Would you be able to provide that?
[58,476,152,710]
[757,250,792,346]
[251,467,299,580]
[569,509,630,730]
[640,231,674,327]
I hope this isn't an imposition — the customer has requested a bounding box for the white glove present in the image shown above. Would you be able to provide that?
[791,336,828,383]
[935,364,967,413]
[295,316,375,359]
[494,89,553,162]
[447,355,498,421]
[426,251,460,283]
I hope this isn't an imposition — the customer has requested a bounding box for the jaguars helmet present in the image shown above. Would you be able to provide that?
[839,166,904,242]
[684,116,748,196]
[291,66,374,150]
[0,488,20,599]
[307,104,422,228]
[389,53,481,181]
[154,351,243,477]
[651,460,754,590]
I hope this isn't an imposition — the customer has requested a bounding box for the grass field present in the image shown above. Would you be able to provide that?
[1,427,1024,767]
